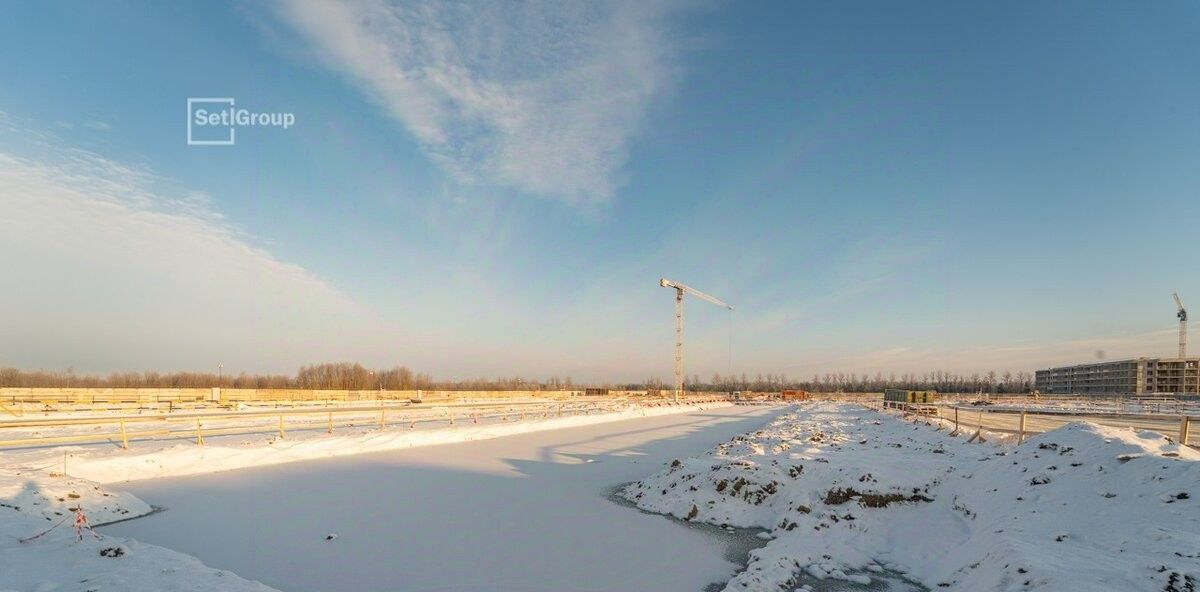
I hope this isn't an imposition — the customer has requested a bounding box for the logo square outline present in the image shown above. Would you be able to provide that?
[187,97,236,145]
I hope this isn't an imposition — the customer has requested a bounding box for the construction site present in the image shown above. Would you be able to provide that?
[1035,357,1200,395]
[2,282,1198,592]
[1035,292,1199,395]
[5,4,1199,590]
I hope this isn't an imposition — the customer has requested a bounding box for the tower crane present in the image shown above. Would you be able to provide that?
[1174,292,1188,358]
[659,278,733,402]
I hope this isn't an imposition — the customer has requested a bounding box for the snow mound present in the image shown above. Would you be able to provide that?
[0,468,278,591]
[621,402,1200,592]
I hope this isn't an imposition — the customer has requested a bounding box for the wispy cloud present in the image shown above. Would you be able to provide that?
[272,0,681,204]
[0,116,362,372]
[53,120,113,131]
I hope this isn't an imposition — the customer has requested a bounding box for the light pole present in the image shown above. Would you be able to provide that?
[217,363,223,386]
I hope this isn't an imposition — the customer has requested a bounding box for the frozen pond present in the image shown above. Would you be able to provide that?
[102,406,782,592]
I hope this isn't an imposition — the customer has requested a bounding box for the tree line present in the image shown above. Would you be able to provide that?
[0,364,1034,394]
[0,363,432,390]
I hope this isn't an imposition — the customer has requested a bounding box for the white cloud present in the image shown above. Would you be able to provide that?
[272,0,680,204]
[0,122,363,373]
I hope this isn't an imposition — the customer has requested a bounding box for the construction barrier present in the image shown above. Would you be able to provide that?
[864,399,1195,448]
[0,388,732,416]
[0,396,728,449]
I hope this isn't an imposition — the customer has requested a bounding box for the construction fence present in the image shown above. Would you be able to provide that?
[865,399,1195,448]
[0,396,728,450]
[0,387,723,415]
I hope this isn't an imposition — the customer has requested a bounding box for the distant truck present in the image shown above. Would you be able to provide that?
[780,390,811,401]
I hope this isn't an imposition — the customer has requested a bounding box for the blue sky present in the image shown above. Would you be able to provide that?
[1,1,1198,382]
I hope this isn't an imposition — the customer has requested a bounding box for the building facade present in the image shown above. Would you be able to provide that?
[1035,358,1200,394]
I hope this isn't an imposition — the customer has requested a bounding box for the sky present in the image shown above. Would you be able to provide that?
[1,1,1198,383]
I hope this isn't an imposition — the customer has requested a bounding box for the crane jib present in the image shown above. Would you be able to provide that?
[660,278,734,402]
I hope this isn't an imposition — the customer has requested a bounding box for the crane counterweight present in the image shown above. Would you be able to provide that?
[1174,292,1188,358]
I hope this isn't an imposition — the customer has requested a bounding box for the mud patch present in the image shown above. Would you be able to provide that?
[822,487,934,508]
[93,504,167,527]
[791,569,928,591]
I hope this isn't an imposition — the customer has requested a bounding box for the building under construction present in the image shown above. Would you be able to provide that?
[1035,358,1200,394]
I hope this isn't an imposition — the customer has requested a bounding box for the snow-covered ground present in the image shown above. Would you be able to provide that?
[622,401,1200,591]
[100,405,781,592]
[9,400,1197,592]
[1,401,763,592]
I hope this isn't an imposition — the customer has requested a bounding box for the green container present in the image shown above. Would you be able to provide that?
[883,389,938,404]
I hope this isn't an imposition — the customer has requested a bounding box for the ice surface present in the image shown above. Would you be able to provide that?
[100,406,783,592]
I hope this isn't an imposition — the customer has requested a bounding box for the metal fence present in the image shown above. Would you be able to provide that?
[0,397,725,450]
[0,387,732,415]
[0,387,571,408]
[865,399,1194,447]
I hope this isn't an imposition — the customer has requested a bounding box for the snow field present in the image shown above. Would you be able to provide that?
[1,401,732,591]
[621,401,1200,592]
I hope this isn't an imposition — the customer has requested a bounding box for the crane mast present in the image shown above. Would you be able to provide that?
[659,278,732,402]
[1174,292,1188,359]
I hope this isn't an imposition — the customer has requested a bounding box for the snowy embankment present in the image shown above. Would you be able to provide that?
[621,402,1199,592]
[0,469,277,592]
[0,401,729,592]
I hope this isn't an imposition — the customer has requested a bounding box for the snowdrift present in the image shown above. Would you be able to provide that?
[0,468,278,592]
[622,402,1200,592]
